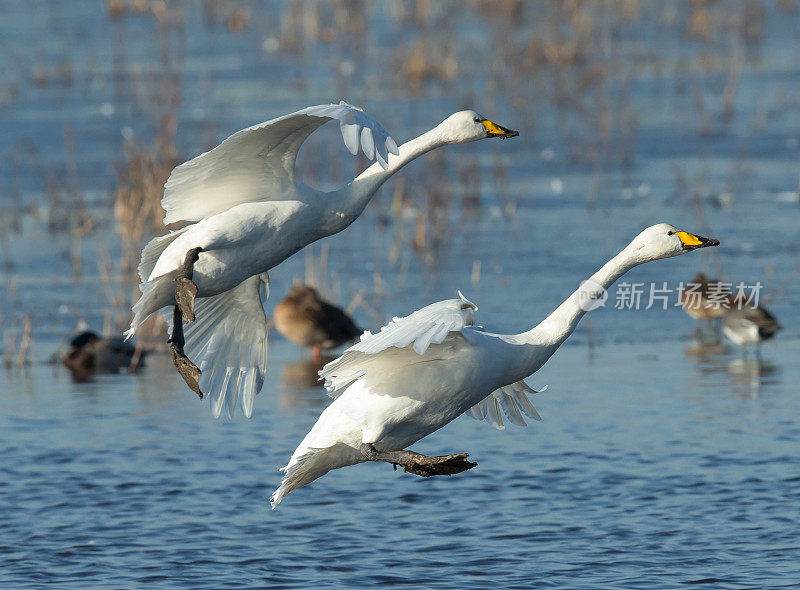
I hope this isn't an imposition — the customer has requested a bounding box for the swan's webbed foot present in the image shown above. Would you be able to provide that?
[168,305,203,398]
[174,247,202,322]
[360,443,477,477]
[175,278,198,322]
[171,344,202,398]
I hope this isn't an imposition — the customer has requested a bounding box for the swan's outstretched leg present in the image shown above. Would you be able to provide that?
[175,247,202,322]
[169,303,203,398]
[360,443,476,477]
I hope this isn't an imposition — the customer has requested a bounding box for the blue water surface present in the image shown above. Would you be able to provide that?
[1,1,799,587]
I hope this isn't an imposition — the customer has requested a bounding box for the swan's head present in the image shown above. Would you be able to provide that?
[438,110,519,144]
[625,223,720,263]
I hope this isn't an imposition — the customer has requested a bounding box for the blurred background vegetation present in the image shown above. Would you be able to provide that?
[1,0,798,363]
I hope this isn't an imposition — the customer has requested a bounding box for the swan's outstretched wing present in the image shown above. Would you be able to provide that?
[162,101,399,225]
[320,292,479,398]
[466,381,547,430]
[164,273,270,419]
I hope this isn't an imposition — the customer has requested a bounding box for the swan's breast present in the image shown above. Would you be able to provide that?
[153,200,315,294]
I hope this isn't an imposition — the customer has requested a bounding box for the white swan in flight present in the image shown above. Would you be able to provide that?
[125,101,518,419]
[271,224,720,507]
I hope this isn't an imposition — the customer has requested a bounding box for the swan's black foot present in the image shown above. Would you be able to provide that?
[360,443,477,477]
[174,247,202,323]
[168,304,203,398]
[175,278,198,322]
[170,343,202,398]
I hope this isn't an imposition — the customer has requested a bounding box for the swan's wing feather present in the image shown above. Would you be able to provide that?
[320,332,471,399]
[466,380,546,430]
[162,102,397,225]
[320,292,479,398]
[163,273,270,419]
[345,291,477,356]
[360,126,375,160]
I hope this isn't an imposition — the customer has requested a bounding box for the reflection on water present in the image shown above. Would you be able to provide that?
[279,357,330,390]
[686,338,783,397]
[276,356,331,409]
[726,358,781,396]
[684,340,729,358]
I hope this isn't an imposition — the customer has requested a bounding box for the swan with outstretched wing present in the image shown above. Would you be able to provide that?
[126,101,518,418]
[271,224,720,507]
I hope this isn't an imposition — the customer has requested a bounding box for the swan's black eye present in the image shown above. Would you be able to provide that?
[667,231,674,235]
[473,117,480,123]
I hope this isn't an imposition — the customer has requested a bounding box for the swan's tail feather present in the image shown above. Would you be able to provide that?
[137,228,189,283]
[164,273,270,419]
[125,271,177,340]
[125,228,190,340]
[270,443,359,508]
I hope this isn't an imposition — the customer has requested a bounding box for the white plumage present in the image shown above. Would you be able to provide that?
[159,102,397,227]
[321,291,478,396]
[126,101,518,418]
[468,380,546,429]
[161,274,270,418]
[271,224,720,507]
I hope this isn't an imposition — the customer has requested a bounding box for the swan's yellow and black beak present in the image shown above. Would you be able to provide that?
[671,230,720,251]
[481,119,519,139]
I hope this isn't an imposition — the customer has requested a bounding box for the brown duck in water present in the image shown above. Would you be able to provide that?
[274,285,361,362]
[679,272,733,342]
[680,273,731,319]
[63,331,146,381]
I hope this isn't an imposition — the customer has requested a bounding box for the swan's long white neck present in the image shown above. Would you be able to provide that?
[325,126,447,230]
[506,246,642,377]
[527,252,634,343]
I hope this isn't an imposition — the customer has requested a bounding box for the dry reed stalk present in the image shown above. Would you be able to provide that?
[2,329,13,369]
[2,315,34,370]
[15,316,33,368]
[21,144,66,232]
[105,0,184,347]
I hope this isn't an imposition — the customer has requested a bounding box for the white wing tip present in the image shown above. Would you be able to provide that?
[386,135,400,156]
[338,99,363,111]
[457,290,478,311]
[269,491,281,509]
[335,100,395,169]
